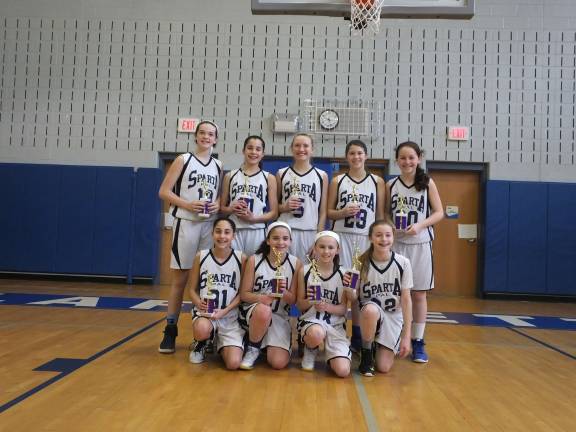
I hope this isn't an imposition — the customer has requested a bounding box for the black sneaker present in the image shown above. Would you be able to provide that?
[158,324,178,353]
[359,348,375,377]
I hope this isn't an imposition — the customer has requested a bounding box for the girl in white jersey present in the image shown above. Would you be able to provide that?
[296,231,352,377]
[158,121,223,354]
[188,217,247,370]
[239,221,301,370]
[277,134,328,261]
[220,136,278,255]
[354,219,413,376]
[386,141,444,364]
[328,140,386,353]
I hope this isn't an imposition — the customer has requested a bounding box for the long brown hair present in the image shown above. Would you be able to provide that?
[395,141,429,191]
[359,218,396,282]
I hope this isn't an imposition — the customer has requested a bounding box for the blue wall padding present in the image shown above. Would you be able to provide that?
[54,166,98,273]
[0,163,162,279]
[0,163,60,272]
[91,167,134,276]
[507,182,548,293]
[483,181,510,294]
[131,168,163,278]
[546,183,576,295]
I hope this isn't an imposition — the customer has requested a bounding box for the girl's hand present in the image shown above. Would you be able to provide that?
[196,299,208,313]
[231,200,247,215]
[287,196,302,210]
[210,309,225,320]
[342,272,352,286]
[314,301,328,312]
[188,200,205,213]
[239,209,255,222]
[208,200,220,214]
[398,336,411,358]
[343,203,361,217]
[405,222,423,236]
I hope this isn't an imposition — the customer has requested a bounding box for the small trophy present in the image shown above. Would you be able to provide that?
[198,178,211,219]
[237,172,254,212]
[344,242,361,293]
[290,176,304,217]
[199,273,217,317]
[350,184,360,223]
[306,255,322,304]
[394,194,408,230]
[270,247,287,298]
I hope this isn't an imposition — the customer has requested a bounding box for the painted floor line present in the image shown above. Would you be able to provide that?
[353,372,380,432]
[508,328,575,360]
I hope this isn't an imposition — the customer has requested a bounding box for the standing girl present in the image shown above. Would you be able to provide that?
[386,141,444,363]
[157,120,222,354]
[277,134,328,261]
[296,231,351,378]
[220,135,278,256]
[328,139,386,351]
[188,217,246,370]
[239,221,301,370]
[356,219,413,376]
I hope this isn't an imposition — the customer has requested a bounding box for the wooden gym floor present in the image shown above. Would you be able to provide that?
[0,278,574,431]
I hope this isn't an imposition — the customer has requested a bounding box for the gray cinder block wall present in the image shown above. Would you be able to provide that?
[0,0,574,182]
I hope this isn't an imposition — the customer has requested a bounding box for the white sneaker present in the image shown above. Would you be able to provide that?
[301,347,318,372]
[189,342,206,364]
[240,346,260,370]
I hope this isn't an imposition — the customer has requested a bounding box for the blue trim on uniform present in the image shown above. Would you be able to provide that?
[0,317,164,414]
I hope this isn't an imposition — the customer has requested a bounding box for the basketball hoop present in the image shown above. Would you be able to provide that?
[350,0,384,36]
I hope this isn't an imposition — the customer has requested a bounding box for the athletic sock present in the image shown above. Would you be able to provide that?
[166,314,179,326]
[412,322,426,340]
[352,325,362,340]
[361,340,373,350]
[248,339,262,349]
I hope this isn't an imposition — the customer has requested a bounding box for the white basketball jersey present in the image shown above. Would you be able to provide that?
[300,264,346,327]
[359,252,413,319]
[170,153,222,222]
[332,173,379,235]
[388,176,434,244]
[278,166,325,231]
[227,168,269,230]
[197,249,242,319]
[252,252,298,319]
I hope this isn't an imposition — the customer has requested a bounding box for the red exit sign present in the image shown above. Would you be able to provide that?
[447,126,469,141]
[177,118,200,133]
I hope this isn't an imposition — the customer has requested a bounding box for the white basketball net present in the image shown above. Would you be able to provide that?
[350,0,385,36]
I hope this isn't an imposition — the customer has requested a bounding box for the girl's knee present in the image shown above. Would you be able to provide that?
[268,353,290,370]
[361,304,379,319]
[331,362,351,378]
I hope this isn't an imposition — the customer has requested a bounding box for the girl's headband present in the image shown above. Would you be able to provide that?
[314,230,340,245]
[266,221,292,237]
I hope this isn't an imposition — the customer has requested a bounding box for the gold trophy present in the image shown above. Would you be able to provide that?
[237,172,253,213]
[306,255,322,304]
[350,183,360,224]
[270,247,287,298]
[290,175,304,217]
[199,273,217,317]
[394,194,408,230]
[344,241,361,293]
[198,178,211,218]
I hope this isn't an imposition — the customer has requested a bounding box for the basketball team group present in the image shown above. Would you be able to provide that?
[157,120,444,377]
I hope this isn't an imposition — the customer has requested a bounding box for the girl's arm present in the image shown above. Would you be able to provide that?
[405,178,444,235]
[316,171,329,230]
[208,162,224,215]
[375,175,386,220]
[239,256,273,305]
[243,173,278,223]
[314,287,347,316]
[159,155,199,212]
[398,288,413,358]
[282,259,301,305]
[295,265,311,312]
[219,172,235,216]
[327,176,359,221]
[187,253,205,310]
[384,181,392,216]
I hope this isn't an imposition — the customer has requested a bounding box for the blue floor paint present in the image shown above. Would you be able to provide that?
[1,292,575,330]
[34,358,88,373]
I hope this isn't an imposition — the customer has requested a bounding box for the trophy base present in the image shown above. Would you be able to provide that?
[198,213,210,219]
[268,292,284,298]
[197,312,214,318]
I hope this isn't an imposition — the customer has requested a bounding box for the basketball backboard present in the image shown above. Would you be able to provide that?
[252,0,475,19]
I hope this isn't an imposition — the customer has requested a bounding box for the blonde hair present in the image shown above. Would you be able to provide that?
[359,218,396,282]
